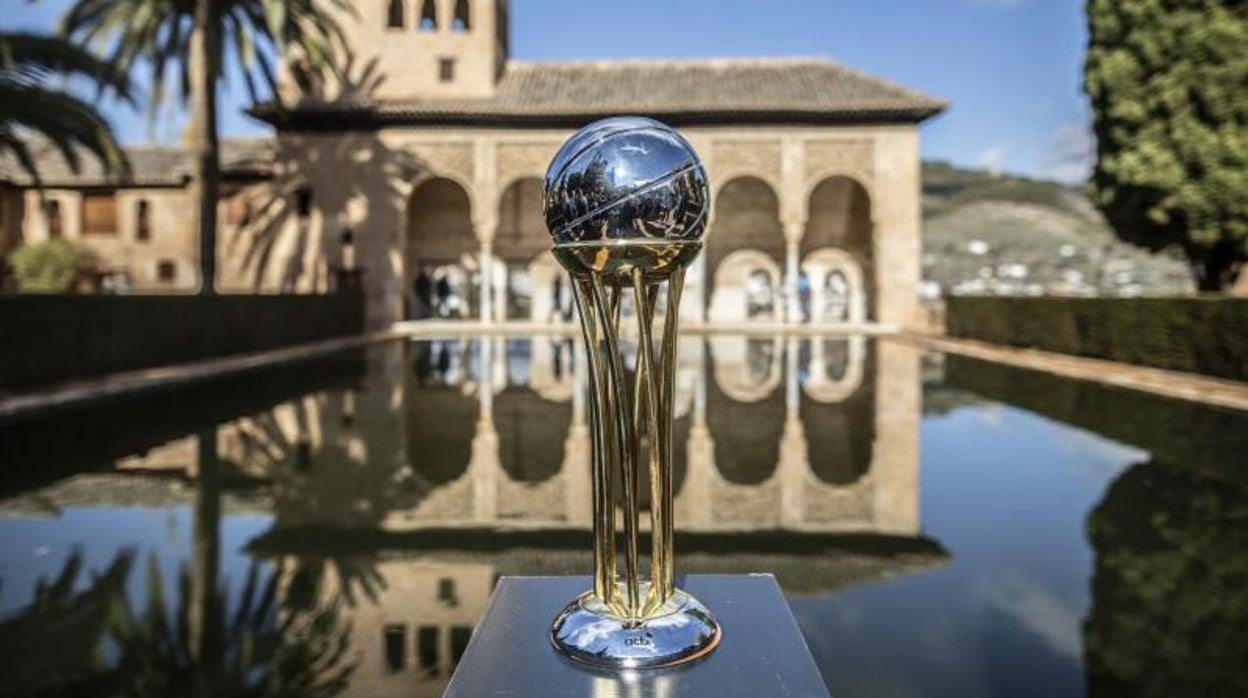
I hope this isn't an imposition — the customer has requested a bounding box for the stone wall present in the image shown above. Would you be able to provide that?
[21,187,200,291]
[0,293,364,390]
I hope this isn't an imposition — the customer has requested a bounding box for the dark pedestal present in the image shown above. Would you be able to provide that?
[445,574,830,697]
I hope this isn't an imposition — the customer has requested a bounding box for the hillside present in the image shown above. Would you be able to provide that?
[920,162,1192,297]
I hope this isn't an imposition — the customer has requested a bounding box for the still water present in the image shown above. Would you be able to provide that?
[1,335,1245,697]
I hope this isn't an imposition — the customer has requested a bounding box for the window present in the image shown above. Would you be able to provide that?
[386,0,405,29]
[419,0,436,30]
[450,626,472,664]
[417,626,439,669]
[81,192,118,234]
[384,624,407,672]
[452,0,469,31]
[135,200,150,241]
[157,260,176,283]
[438,58,455,83]
[295,187,313,219]
[44,199,62,237]
[437,578,458,607]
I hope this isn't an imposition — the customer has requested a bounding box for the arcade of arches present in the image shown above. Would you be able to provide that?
[328,129,922,330]
[402,168,884,327]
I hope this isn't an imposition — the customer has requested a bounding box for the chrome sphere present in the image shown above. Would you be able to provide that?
[543,116,709,247]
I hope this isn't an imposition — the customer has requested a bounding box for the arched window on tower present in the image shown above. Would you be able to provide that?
[452,0,470,31]
[386,0,404,29]
[419,0,437,31]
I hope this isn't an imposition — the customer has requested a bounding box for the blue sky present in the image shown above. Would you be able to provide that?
[10,0,1093,182]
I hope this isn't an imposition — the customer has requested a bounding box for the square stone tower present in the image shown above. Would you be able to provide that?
[339,0,509,99]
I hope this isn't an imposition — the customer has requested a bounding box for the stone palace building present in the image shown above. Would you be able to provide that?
[1,0,944,329]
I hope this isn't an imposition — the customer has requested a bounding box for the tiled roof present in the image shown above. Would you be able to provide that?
[0,138,274,187]
[262,57,946,128]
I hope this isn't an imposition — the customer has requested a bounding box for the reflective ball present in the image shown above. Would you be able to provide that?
[543,116,710,247]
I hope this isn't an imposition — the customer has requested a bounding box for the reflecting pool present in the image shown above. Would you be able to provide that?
[1,335,1245,697]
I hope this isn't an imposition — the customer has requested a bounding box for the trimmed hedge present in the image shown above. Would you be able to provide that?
[0,293,364,391]
[946,296,1248,381]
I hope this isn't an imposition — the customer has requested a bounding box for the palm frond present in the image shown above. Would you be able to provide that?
[0,31,134,105]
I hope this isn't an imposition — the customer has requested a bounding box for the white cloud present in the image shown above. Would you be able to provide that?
[977,144,1007,176]
[980,571,1082,659]
[1036,122,1095,185]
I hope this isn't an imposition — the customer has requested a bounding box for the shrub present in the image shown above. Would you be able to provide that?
[9,239,96,293]
[946,296,1248,381]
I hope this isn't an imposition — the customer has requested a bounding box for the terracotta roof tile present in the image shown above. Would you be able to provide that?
[268,57,945,127]
[0,138,274,187]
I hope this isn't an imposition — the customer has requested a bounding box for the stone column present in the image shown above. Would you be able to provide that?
[778,338,806,527]
[784,239,801,324]
[805,261,827,325]
[870,340,921,535]
[680,340,716,529]
[470,338,499,523]
[562,345,592,525]
[479,240,494,323]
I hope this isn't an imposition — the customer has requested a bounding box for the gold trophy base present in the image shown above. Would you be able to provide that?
[550,582,722,670]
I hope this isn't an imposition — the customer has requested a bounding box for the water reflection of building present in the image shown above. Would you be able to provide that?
[0,336,936,698]
[229,336,932,696]
[258,336,920,537]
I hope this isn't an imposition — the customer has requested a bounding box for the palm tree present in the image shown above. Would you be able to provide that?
[58,0,352,294]
[0,31,131,185]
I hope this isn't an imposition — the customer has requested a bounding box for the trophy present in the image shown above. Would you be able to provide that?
[543,116,721,668]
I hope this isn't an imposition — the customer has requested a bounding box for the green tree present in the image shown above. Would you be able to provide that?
[10,238,96,292]
[57,0,352,295]
[1084,0,1248,291]
[0,31,130,184]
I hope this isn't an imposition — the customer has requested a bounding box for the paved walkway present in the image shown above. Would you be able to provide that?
[903,334,1248,413]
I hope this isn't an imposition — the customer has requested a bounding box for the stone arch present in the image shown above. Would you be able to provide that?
[452,0,470,31]
[801,339,875,485]
[705,176,785,318]
[496,177,560,320]
[708,250,783,323]
[495,386,570,483]
[706,337,784,485]
[386,0,405,29]
[801,334,866,404]
[406,340,476,485]
[406,177,478,319]
[709,170,783,220]
[803,175,875,320]
[800,247,866,325]
[418,0,437,30]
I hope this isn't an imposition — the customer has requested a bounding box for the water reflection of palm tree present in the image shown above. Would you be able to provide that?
[0,549,132,696]
[0,548,355,697]
[103,426,356,697]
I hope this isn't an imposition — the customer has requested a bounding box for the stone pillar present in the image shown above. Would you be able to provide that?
[870,340,921,535]
[805,262,827,325]
[470,337,498,522]
[680,340,716,529]
[784,239,801,324]
[479,240,494,323]
[778,338,806,527]
[563,345,592,525]
[871,128,922,329]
